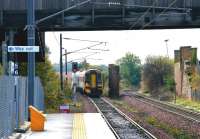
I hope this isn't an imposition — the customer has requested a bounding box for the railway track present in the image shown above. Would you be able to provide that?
[89,97,157,139]
[123,92,200,123]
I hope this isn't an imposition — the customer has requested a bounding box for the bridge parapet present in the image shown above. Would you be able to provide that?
[0,0,198,11]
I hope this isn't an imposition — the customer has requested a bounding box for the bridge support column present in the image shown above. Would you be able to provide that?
[108,64,120,98]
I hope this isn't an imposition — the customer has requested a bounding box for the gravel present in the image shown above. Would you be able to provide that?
[92,98,154,139]
[78,94,98,113]
[106,98,174,139]
[107,95,200,139]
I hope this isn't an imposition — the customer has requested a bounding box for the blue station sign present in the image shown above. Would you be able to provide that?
[8,46,40,52]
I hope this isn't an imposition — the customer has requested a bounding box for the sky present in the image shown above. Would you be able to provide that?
[45,29,200,65]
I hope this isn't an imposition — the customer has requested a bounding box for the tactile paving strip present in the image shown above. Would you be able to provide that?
[72,113,87,139]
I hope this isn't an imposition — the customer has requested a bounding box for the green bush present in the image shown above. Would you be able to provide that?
[191,49,197,65]
[164,75,176,91]
[18,57,71,113]
[143,56,175,95]
[191,74,200,91]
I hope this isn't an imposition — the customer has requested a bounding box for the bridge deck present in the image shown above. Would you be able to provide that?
[1,0,200,30]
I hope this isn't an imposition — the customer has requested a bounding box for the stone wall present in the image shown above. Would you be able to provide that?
[182,71,192,99]
[174,46,197,100]
[174,63,182,96]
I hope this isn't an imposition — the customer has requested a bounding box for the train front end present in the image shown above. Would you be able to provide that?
[84,70,103,97]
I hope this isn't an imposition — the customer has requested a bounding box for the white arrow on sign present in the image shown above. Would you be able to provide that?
[8,46,40,52]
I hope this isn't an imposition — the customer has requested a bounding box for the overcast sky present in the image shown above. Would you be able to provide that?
[45,29,200,65]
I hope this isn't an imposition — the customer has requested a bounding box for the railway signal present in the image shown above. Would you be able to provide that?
[72,62,78,72]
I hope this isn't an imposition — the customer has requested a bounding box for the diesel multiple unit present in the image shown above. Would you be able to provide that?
[75,69,103,97]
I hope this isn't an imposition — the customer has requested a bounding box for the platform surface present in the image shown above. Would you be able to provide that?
[21,113,116,139]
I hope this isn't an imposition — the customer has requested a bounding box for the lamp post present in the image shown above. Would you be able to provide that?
[164,39,169,58]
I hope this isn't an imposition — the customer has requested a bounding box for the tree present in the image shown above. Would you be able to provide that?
[117,53,142,87]
[18,47,69,112]
[143,56,175,94]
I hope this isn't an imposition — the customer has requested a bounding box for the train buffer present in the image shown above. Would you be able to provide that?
[21,113,116,139]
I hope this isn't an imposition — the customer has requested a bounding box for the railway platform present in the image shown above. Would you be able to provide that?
[21,113,116,139]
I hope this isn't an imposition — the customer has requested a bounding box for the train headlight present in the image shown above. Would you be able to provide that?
[85,89,91,94]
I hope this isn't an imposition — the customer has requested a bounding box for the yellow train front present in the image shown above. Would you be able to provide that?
[77,69,103,97]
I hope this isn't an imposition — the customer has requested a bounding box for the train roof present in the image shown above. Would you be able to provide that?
[77,69,101,74]
[85,69,101,73]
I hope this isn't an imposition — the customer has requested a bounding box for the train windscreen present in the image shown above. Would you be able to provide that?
[91,74,96,88]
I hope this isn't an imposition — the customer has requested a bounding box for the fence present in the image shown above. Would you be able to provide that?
[0,76,44,139]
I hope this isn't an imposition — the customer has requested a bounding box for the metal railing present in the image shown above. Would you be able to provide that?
[0,76,44,139]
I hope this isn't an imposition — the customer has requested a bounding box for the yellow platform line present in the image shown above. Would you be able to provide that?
[72,113,87,139]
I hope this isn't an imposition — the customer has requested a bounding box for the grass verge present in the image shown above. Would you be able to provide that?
[171,97,200,112]
[111,99,198,139]
[146,116,197,139]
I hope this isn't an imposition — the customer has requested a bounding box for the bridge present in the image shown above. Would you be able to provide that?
[0,0,200,31]
[2,0,200,63]
[1,1,200,139]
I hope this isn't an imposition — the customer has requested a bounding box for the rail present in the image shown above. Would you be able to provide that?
[89,97,157,139]
[123,92,200,123]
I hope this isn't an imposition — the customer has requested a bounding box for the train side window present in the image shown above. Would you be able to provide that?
[97,73,102,82]
[85,73,90,82]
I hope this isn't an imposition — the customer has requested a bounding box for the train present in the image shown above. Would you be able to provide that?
[72,69,103,97]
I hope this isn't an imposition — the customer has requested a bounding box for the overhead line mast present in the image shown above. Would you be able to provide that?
[27,0,35,107]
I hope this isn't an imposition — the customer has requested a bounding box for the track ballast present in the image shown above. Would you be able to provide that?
[89,97,157,139]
